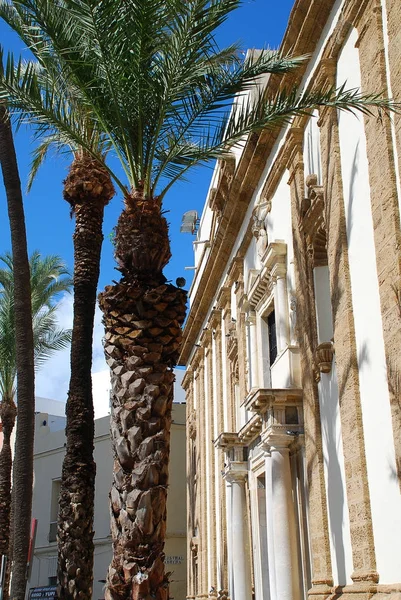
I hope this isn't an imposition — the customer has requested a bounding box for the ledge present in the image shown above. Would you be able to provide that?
[245,387,303,413]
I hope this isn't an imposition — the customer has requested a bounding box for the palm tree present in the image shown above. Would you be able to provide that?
[0,102,35,600]
[0,251,72,600]
[0,6,114,598]
[0,1,397,599]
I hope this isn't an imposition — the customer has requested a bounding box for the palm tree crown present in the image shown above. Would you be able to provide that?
[0,251,72,401]
[0,0,397,203]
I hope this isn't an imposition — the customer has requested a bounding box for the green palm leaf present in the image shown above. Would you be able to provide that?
[1,0,397,202]
[0,251,72,402]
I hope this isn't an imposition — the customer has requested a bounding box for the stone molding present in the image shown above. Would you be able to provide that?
[247,242,287,310]
[245,387,303,413]
[223,461,248,484]
[215,286,231,311]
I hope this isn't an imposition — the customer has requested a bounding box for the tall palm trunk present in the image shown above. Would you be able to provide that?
[99,194,186,600]
[57,156,114,600]
[0,105,35,600]
[0,393,16,600]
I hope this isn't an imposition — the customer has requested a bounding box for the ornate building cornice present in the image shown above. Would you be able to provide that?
[247,242,287,309]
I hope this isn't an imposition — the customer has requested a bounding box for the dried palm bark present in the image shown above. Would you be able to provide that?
[0,396,16,600]
[99,193,186,600]
[58,156,114,600]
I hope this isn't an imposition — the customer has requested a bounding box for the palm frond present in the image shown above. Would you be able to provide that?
[0,0,399,204]
[0,251,72,398]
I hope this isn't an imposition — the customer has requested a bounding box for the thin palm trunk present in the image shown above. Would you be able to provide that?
[0,394,16,600]
[57,156,113,600]
[0,104,35,600]
[99,195,186,600]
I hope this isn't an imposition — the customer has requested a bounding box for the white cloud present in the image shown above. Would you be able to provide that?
[35,293,107,403]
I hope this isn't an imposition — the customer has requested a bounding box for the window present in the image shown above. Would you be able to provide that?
[267,310,277,366]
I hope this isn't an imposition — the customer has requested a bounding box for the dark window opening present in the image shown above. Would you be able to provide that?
[268,310,277,366]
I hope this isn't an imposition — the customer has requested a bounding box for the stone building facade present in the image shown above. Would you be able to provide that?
[179,1,401,600]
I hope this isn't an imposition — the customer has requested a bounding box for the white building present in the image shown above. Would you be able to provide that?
[180,1,401,599]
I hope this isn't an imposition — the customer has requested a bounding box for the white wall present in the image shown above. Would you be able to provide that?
[337,27,401,583]
[319,365,353,585]
[303,112,322,183]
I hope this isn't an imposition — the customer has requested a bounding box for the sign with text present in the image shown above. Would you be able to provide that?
[29,586,57,600]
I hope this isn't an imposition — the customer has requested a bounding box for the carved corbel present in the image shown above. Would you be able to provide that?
[299,173,328,267]
[313,341,335,380]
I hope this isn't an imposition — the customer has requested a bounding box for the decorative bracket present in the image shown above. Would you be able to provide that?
[313,341,335,380]
[299,174,328,267]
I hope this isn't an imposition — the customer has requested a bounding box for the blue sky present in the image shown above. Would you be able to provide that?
[0,0,295,400]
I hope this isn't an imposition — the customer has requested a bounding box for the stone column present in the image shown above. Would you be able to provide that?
[183,368,196,600]
[263,446,277,600]
[265,432,302,600]
[203,328,217,597]
[224,463,253,600]
[197,354,208,599]
[225,479,234,599]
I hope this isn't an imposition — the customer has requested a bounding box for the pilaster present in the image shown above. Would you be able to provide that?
[318,101,378,584]
[287,128,334,598]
